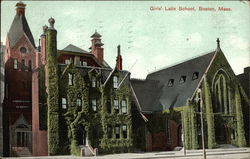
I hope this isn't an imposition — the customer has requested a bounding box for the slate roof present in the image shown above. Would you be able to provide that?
[131,51,216,112]
[91,31,102,38]
[8,14,35,48]
[62,44,90,54]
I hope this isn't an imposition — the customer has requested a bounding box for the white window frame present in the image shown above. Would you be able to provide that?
[115,125,120,139]
[122,100,127,114]
[92,99,97,112]
[62,98,67,109]
[113,76,118,88]
[68,73,73,86]
[122,125,127,139]
[114,99,119,113]
[92,77,96,88]
[14,59,18,69]
[76,98,82,107]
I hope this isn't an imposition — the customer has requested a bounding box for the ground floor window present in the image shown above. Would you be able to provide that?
[16,131,29,147]
[115,125,120,139]
[107,125,112,138]
[122,125,127,138]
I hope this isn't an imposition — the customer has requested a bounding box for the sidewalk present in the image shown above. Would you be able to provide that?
[3,145,250,159]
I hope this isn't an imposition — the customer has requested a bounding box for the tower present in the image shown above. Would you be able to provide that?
[3,1,37,156]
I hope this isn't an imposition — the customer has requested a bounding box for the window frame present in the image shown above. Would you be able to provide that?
[115,125,120,139]
[28,60,32,72]
[62,98,67,109]
[21,59,25,71]
[68,73,73,86]
[122,125,127,139]
[114,99,119,113]
[92,99,97,112]
[92,77,96,88]
[113,76,118,88]
[121,100,127,114]
[14,59,18,69]
[76,98,82,107]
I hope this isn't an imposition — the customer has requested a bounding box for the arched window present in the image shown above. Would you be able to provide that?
[212,70,231,114]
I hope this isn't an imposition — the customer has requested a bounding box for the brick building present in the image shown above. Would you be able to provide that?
[0,42,5,156]
[3,2,133,157]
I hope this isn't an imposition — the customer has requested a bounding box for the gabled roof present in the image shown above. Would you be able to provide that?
[91,31,102,38]
[131,51,217,112]
[62,44,90,54]
[8,14,35,48]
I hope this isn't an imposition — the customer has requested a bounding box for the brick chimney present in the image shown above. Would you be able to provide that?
[116,45,122,70]
[40,25,48,65]
[16,1,26,15]
[90,31,104,63]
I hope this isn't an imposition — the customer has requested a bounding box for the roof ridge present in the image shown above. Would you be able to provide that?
[148,50,216,75]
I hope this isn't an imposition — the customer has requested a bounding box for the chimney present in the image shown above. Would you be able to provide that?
[90,30,104,63]
[41,25,48,65]
[16,1,26,15]
[116,45,122,70]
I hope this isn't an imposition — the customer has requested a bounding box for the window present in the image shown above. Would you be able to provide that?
[81,61,87,66]
[179,76,186,84]
[166,118,172,144]
[68,73,73,85]
[76,99,82,107]
[114,99,119,113]
[168,79,174,87]
[14,59,18,69]
[107,125,112,139]
[107,100,111,113]
[92,77,96,87]
[192,72,199,80]
[28,60,32,72]
[65,59,70,64]
[113,76,118,88]
[92,99,97,112]
[122,125,127,139]
[20,47,27,53]
[17,131,29,147]
[115,125,120,139]
[21,59,25,71]
[122,100,127,114]
[62,98,67,109]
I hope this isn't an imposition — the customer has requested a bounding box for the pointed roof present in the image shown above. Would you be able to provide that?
[62,44,90,54]
[8,12,35,48]
[131,51,217,112]
[91,31,102,38]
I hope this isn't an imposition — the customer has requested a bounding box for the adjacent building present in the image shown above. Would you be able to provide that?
[0,42,5,156]
[131,40,250,151]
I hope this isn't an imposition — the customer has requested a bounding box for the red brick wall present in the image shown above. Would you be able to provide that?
[32,71,48,156]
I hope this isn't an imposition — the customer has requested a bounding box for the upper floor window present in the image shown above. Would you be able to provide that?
[192,72,199,80]
[168,79,174,87]
[92,77,96,87]
[28,60,32,72]
[115,125,120,139]
[21,59,25,71]
[68,73,73,86]
[20,47,27,53]
[62,98,67,109]
[113,76,118,88]
[14,59,18,69]
[92,99,97,112]
[65,59,70,64]
[122,100,127,114]
[76,98,82,107]
[122,125,127,139]
[179,76,186,84]
[114,99,119,113]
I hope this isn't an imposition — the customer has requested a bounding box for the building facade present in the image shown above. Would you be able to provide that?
[0,42,5,156]
[3,2,133,157]
[131,40,250,151]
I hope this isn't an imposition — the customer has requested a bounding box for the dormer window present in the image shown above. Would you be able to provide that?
[179,76,186,84]
[113,76,118,88]
[168,79,174,87]
[192,72,199,80]
[68,73,73,86]
[92,77,96,87]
